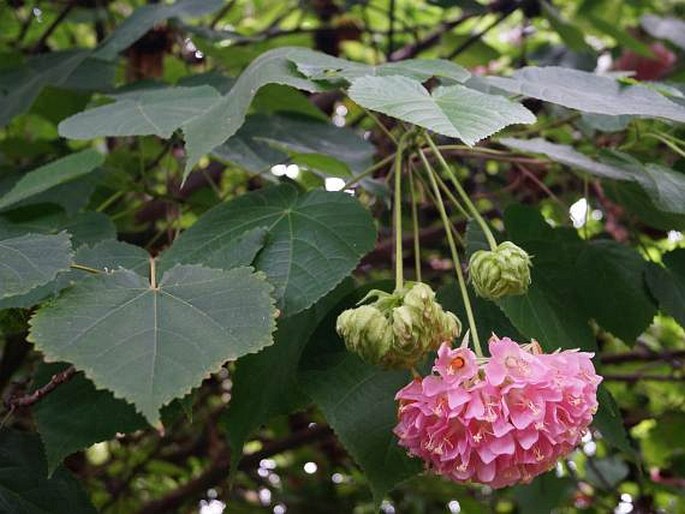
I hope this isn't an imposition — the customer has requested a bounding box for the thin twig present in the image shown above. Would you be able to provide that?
[389,12,475,61]
[602,373,685,383]
[4,366,76,410]
[444,9,514,60]
[515,163,566,207]
[601,349,685,365]
[136,425,333,514]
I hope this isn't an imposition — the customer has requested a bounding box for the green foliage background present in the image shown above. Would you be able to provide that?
[0,0,684,513]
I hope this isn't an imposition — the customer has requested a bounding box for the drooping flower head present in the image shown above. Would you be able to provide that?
[394,335,602,488]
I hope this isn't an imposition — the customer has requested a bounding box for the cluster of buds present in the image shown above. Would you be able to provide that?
[336,283,461,369]
[468,242,532,300]
[394,336,602,488]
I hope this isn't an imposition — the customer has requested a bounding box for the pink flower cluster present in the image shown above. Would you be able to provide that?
[394,336,602,488]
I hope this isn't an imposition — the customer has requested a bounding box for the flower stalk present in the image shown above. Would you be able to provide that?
[418,147,483,357]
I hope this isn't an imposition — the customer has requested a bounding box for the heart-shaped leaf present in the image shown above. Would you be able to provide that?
[488,67,685,122]
[29,264,276,424]
[348,75,535,145]
[289,49,470,83]
[162,184,377,316]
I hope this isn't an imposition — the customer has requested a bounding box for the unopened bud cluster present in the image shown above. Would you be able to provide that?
[469,242,532,300]
[336,283,461,369]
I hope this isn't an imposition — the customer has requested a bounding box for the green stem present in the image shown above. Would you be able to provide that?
[643,133,685,159]
[432,166,470,218]
[408,165,422,282]
[362,106,398,145]
[394,135,409,289]
[70,263,102,274]
[424,134,498,251]
[96,190,124,213]
[413,170,465,246]
[583,175,590,240]
[418,148,483,357]
[343,153,396,189]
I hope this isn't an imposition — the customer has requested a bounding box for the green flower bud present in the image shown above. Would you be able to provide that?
[336,305,393,365]
[336,282,462,369]
[469,241,532,300]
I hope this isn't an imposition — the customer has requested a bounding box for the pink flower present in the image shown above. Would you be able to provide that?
[394,336,602,488]
[433,343,478,384]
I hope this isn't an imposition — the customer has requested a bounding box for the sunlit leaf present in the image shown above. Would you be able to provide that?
[348,75,535,145]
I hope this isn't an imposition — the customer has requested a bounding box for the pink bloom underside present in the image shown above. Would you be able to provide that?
[394,337,603,488]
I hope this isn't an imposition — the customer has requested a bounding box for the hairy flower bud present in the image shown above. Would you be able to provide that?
[336,283,462,369]
[468,242,532,300]
[336,305,393,364]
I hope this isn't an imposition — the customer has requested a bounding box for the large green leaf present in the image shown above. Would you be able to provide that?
[498,205,596,352]
[162,184,377,316]
[500,138,685,215]
[348,76,535,145]
[0,238,146,310]
[593,385,635,456]
[29,264,277,424]
[298,286,421,504]
[0,50,89,127]
[182,47,324,177]
[0,429,96,514]
[33,363,147,473]
[514,472,574,514]
[645,249,685,328]
[288,49,470,83]
[93,0,224,60]
[0,232,72,300]
[488,67,685,122]
[214,113,374,174]
[0,150,103,212]
[575,241,656,343]
[437,283,522,349]
[220,279,354,471]
[500,137,630,181]
[59,86,221,139]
